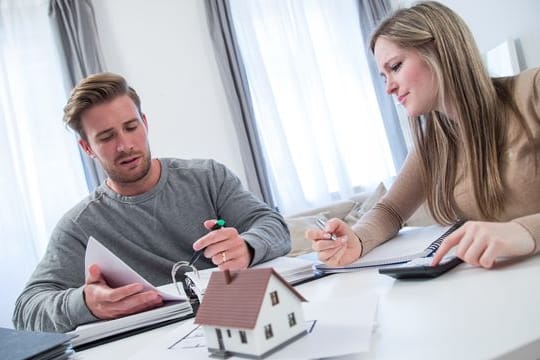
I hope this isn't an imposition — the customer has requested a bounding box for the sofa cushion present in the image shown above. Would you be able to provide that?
[343,182,436,226]
[344,182,387,226]
[284,188,377,257]
[283,181,436,257]
[285,212,329,256]
[288,199,357,220]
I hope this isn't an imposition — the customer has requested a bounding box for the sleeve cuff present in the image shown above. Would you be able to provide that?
[241,234,267,265]
[512,214,540,255]
[66,286,99,329]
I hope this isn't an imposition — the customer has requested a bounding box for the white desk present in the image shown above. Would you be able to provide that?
[76,248,540,359]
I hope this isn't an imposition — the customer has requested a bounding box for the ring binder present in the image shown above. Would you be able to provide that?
[171,261,202,314]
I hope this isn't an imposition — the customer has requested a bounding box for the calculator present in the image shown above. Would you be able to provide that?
[378,256,463,279]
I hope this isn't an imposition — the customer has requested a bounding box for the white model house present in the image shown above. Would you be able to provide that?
[194,268,308,359]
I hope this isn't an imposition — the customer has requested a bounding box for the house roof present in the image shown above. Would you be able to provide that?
[194,268,307,329]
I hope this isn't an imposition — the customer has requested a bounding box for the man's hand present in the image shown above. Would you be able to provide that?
[306,218,363,267]
[83,264,163,320]
[192,219,251,271]
[432,221,535,268]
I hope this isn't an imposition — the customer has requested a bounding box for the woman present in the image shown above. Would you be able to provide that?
[307,1,539,269]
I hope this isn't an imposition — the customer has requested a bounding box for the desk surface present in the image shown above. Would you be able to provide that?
[76,239,540,359]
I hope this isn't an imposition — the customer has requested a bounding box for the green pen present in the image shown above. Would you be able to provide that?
[188,219,225,266]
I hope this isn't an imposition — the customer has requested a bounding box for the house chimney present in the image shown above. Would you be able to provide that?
[224,269,232,284]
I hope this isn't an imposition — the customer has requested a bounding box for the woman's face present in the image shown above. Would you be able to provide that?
[374,37,439,117]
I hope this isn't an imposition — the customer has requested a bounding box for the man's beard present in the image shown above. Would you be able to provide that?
[105,150,152,185]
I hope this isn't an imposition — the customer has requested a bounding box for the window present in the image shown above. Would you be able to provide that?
[264,324,274,339]
[239,330,247,344]
[227,329,231,337]
[270,290,279,306]
[0,0,88,328]
[288,312,297,327]
[229,0,397,214]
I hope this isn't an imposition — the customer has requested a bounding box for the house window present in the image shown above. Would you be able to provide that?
[288,312,297,327]
[227,329,231,337]
[270,290,279,306]
[264,324,274,339]
[239,330,247,344]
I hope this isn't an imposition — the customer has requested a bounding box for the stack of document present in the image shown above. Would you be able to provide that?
[187,256,317,295]
[1,327,74,360]
[69,298,192,347]
[70,238,193,348]
[254,256,317,284]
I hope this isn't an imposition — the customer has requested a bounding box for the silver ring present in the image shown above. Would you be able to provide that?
[222,251,227,263]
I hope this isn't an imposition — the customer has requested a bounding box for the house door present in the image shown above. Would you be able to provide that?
[215,329,224,350]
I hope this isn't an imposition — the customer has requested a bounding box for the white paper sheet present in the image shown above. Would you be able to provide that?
[85,236,184,301]
[130,295,378,360]
[69,296,191,347]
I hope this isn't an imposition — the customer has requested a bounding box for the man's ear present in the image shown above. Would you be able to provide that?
[79,138,95,158]
[141,113,148,129]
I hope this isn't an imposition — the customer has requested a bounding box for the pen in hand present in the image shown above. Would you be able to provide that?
[315,217,337,241]
[188,219,226,266]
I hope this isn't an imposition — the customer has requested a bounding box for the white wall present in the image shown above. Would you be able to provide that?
[91,0,540,189]
[91,0,247,184]
[398,0,540,70]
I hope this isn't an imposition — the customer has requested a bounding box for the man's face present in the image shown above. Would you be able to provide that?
[79,94,152,189]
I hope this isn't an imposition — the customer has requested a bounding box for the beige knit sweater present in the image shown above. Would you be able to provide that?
[353,67,540,256]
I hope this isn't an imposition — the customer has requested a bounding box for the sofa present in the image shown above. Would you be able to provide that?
[284,182,435,257]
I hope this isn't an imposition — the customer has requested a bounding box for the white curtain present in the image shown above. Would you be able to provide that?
[0,0,88,328]
[228,0,396,215]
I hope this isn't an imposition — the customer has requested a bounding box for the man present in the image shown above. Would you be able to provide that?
[13,72,290,332]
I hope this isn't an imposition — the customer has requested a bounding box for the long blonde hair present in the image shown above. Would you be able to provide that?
[370,1,527,223]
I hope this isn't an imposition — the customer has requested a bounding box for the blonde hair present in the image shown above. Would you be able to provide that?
[370,1,528,223]
[63,72,142,140]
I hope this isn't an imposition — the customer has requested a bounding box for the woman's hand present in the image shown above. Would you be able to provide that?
[432,221,535,268]
[305,218,363,267]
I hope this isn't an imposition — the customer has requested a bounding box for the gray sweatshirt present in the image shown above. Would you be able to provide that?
[13,158,290,332]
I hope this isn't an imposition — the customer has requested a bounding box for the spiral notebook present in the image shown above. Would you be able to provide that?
[314,221,464,273]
